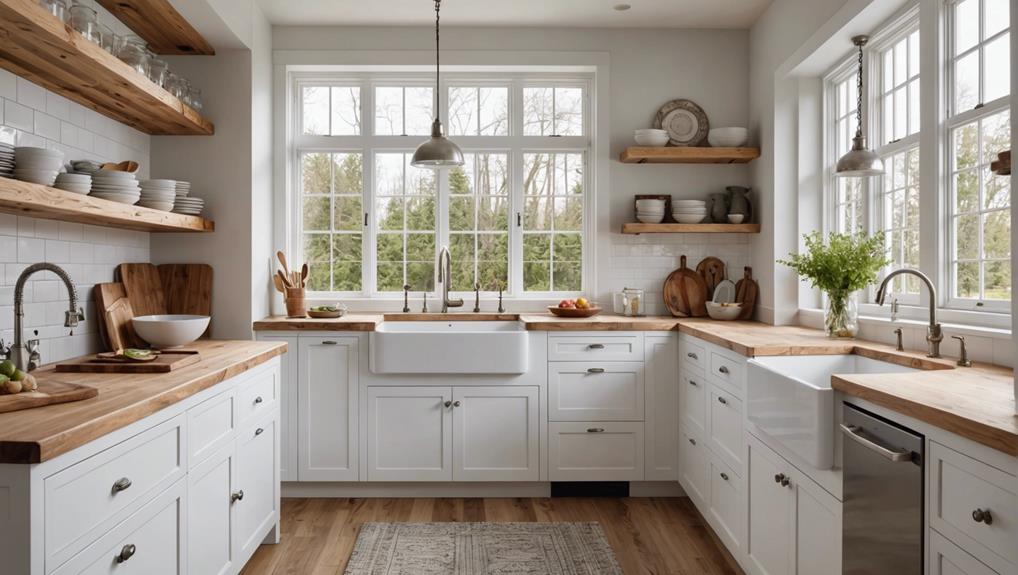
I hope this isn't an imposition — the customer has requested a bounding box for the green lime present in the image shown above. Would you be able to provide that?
[124,349,153,360]
[0,360,14,378]
[0,374,8,386]
[11,369,26,382]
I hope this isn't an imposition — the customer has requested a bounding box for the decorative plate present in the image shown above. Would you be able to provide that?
[653,99,709,146]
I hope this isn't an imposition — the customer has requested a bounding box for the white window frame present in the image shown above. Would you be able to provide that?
[286,71,593,300]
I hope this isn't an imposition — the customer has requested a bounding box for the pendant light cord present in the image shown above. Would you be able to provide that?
[434,0,441,121]
[854,40,864,139]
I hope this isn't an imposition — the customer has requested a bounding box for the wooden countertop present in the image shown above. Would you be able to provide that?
[0,340,286,464]
[253,313,684,332]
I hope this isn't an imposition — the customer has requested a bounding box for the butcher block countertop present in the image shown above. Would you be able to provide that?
[253,313,685,331]
[0,340,286,464]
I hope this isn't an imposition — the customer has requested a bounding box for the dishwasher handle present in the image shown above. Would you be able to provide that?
[840,424,913,462]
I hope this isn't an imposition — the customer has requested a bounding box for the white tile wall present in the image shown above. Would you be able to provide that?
[0,65,151,364]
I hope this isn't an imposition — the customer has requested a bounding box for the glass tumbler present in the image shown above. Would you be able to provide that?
[98,24,115,53]
[117,35,149,76]
[68,4,99,44]
[39,0,66,21]
[188,86,202,111]
[147,58,168,87]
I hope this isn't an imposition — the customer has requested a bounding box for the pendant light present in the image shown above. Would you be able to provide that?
[411,0,464,169]
[836,35,885,177]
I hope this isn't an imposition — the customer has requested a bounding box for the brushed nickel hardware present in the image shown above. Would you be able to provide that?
[10,263,84,372]
[972,508,993,524]
[686,352,698,360]
[115,544,136,564]
[587,367,605,374]
[893,328,904,351]
[774,473,790,487]
[717,396,728,405]
[890,298,899,321]
[254,396,264,404]
[26,339,40,371]
[586,428,605,433]
[951,335,972,367]
[231,490,244,503]
[877,268,942,357]
[422,292,429,313]
[497,284,505,313]
[720,472,729,481]
[718,365,729,374]
[688,438,696,445]
[255,427,264,436]
[473,282,481,313]
[453,400,461,407]
[444,400,453,408]
[840,424,912,462]
[111,477,132,494]
[322,340,337,345]
[402,284,411,313]
[437,246,464,312]
[587,344,605,350]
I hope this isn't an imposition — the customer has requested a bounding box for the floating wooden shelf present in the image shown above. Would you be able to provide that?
[0,177,214,233]
[0,0,214,135]
[620,147,760,164]
[621,223,761,234]
[97,0,214,55]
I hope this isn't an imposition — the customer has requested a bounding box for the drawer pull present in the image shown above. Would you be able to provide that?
[115,544,136,564]
[720,472,729,481]
[586,367,605,374]
[687,352,698,360]
[972,508,993,525]
[587,344,605,350]
[231,490,245,503]
[688,379,698,387]
[688,438,696,446]
[255,427,264,436]
[321,340,338,345]
[111,477,132,494]
[717,396,728,405]
[586,428,605,433]
[718,366,730,375]
[774,473,790,487]
[254,396,264,404]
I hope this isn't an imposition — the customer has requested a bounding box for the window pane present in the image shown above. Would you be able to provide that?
[523,152,584,291]
[984,0,1009,39]
[302,87,329,135]
[954,51,979,111]
[479,87,509,135]
[556,87,584,136]
[405,87,434,136]
[332,235,362,291]
[955,170,979,213]
[301,152,331,194]
[374,152,436,292]
[956,214,980,259]
[981,109,1011,164]
[908,31,920,77]
[523,87,553,136]
[956,261,980,298]
[983,33,1010,103]
[447,153,510,291]
[448,87,477,136]
[894,40,907,86]
[374,87,403,135]
[984,261,1011,300]
[304,234,331,291]
[333,153,362,195]
[955,0,979,55]
[984,210,1011,259]
[330,87,361,135]
[299,152,364,292]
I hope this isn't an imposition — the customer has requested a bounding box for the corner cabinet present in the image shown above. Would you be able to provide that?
[297,337,359,481]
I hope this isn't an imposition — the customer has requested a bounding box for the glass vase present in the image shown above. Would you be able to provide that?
[824,290,859,339]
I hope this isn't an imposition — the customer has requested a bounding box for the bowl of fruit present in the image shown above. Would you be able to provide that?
[548,297,603,318]
[307,304,347,319]
[0,359,38,396]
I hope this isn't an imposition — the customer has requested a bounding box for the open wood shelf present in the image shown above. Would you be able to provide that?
[621,223,761,234]
[620,147,760,164]
[0,0,214,135]
[0,177,214,233]
[97,0,214,55]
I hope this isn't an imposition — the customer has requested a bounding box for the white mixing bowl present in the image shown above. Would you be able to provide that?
[132,314,210,348]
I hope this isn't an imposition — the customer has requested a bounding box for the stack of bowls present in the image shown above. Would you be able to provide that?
[172,195,204,216]
[634,128,670,147]
[53,172,92,194]
[707,127,749,147]
[174,180,191,197]
[13,147,64,186]
[138,179,177,211]
[635,198,666,224]
[0,142,13,178]
[90,169,140,204]
[673,200,707,224]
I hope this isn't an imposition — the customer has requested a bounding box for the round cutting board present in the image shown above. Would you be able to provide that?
[654,99,709,146]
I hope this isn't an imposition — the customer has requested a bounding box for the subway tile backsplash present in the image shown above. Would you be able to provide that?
[0,68,151,364]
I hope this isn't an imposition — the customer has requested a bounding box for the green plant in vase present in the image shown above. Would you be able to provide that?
[779,231,890,338]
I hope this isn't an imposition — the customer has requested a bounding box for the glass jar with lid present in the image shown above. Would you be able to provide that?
[39,0,67,21]
[613,287,645,317]
[117,35,149,75]
[147,58,168,87]
[67,3,99,44]
[187,86,202,111]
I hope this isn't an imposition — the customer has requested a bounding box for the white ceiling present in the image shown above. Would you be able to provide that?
[258,0,773,29]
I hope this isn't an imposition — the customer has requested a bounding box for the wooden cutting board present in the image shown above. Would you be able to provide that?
[159,264,213,337]
[94,282,144,351]
[663,255,708,318]
[117,263,168,318]
[0,380,98,414]
[696,256,727,300]
[735,266,759,320]
[55,350,201,373]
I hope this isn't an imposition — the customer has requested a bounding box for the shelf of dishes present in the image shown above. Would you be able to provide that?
[0,0,213,135]
[621,223,761,234]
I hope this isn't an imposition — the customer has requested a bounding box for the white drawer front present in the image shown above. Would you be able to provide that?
[45,415,184,568]
[549,362,644,421]
[707,384,744,473]
[237,367,278,423]
[188,390,235,468]
[548,422,644,481]
[680,338,706,373]
[708,454,743,554]
[53,479,184,575]
[930,530,1001,575]
[930,442,1017,570]
[679,424,709,506]
[679,371,707,436]
[708,350,744,397]
[548,334,644,362]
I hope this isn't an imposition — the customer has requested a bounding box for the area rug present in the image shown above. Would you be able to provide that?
[344,522,624,575]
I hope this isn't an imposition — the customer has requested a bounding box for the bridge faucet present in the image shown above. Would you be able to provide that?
[875,268,942,358]
[7,263,85,372]
[437,246,463,313]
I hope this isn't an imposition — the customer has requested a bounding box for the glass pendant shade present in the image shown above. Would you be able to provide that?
[412,0,463,170]
[835,35,884,178]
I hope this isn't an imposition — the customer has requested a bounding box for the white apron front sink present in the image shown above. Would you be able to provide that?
[370,321,529,374]
[747,354,918,469]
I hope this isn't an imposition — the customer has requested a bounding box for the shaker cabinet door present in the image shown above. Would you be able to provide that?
[297,336,359,481]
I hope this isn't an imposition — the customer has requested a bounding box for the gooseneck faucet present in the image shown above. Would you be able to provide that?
[437,246,463,313]
[875,268,942,358]
[7,263,85,372]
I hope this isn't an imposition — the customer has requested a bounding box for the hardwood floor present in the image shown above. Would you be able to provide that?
[242,497,740,574]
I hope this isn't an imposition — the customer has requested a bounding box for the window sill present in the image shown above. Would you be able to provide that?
[798,307,1012,340]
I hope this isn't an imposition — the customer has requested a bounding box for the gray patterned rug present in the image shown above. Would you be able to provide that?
[344,522,624,575]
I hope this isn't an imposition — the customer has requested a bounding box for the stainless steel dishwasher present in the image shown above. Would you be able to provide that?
[842,402,924,575]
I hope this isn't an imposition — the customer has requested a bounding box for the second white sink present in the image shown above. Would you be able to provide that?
[370,321,529,374]
[747,354,918,469]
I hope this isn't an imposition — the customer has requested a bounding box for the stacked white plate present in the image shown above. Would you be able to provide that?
[0,142,13,178]
[673,199,707,224]
[137,179,177,211]
[635,198,666,224]
[172,196,204,216]
[53,172,92,195]
[89,169,140,204]
[174,180,191,197]
[13,147,63,186]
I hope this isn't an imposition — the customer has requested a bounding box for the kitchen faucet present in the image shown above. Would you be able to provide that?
[3,263,85,372]
[437,246,463,313]
[875,268,942,358]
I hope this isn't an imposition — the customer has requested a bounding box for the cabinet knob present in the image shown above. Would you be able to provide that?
[255,427,264,436]
[774,473,790,487]
[453,401,461,408]
[254,396,264,404]
[719,472,729,481]
[231,490,245,503]
[717,396,728,405]
[586,428,605,433]
[115,544,136,564]
[718,366,730,375]
[111,477,132,494]
[587,344,605,350]
[586,367,605,374]
[972,508,993,525]
[688,379,698,387]
[687,352,698,360]
[688,438,696,446]
[444,400,453,408]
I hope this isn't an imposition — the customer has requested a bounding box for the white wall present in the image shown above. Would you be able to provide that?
[271,26,752,315]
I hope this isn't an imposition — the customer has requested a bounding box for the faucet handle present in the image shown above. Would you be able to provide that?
[26,339,40,372]
[893,328,904,352]
[951,335,972,367]
[65,307,85,328]
[0,339,10,359]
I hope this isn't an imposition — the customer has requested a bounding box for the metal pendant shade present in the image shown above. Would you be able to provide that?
[412,0,463,169]
[836,35,884,177]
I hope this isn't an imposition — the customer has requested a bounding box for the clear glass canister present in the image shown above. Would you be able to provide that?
[187,86,202,111]
[39,0,66,21]
[613,287,645,317]
[98,24,116,53]
[67,4,99,44]
[147,58,168,87]
[117,35,149,75]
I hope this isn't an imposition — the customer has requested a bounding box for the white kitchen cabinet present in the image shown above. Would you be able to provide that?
[258,334,297,481]
[297,336,359,481]
[678,424,709,507]
[708,454,743,556]
[707,383,744,473]
[234,414,280,565]
[547,333,644,362]
[548,421,644,481]
[452,386,539,482]
[680,370,707,436]
[548,361,644,421]
[644,334,677,480]
[188,443,237,575]
[367,386,453,481]
[930,530,1001,575]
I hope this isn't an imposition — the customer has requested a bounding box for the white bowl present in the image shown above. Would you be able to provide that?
[673,199,706,205]
[14,169,58,185]
[137,201,175,211]
[637,213,665,224]
[14,146,62,158]
[634,129,670,147]
[673,214,706,224]
[15,158,63,170]
[673,209,707,214]
[727,214,745,224]
[132,314,210,348]
[54,184,90,195]
[93,169,137,180]
[708,127,749,147]
[706,301,743,321]
[635,198,666,208]
[56,173,91,182]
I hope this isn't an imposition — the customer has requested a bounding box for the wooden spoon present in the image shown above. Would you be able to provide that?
[99,160,139,173]
[272,274,285,293]
[276,250,291,278]
[301,263,308,287]
[277,269,293,289]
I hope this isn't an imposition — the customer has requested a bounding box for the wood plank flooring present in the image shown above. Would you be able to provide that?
[241,497,740,574]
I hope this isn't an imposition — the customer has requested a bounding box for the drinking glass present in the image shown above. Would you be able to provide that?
[148,58,168,87]
[39,0,66,21]
[67,4,99,44]
[117,35,149,75]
